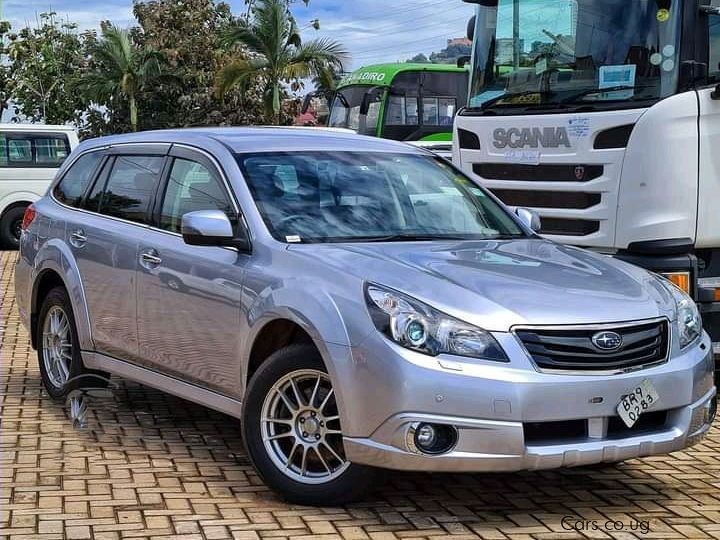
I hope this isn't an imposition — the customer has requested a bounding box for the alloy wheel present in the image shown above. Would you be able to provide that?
[260,369,349,484]
[42,306,72,388]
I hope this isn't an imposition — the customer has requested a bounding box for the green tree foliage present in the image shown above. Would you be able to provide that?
[82,24,167,132]
[3,12,92,124]
[0,21,12,119]
[132,0,265,128]
[407,53,430,64]
[217,0,347,124]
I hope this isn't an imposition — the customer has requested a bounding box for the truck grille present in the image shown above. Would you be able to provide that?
[515,319,669,373]
[473,163,603,182]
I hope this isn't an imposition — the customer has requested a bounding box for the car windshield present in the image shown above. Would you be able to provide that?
[328,86,381,135]
[469,0,682,112]
[237,152,525,243]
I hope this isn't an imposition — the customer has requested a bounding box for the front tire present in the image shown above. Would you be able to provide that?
[242,344,377,505]
[37,287,107,399]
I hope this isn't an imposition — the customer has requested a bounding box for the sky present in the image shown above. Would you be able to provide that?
[2,0,475,71]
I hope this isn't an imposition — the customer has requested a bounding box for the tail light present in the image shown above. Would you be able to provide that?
[21,204,37,231]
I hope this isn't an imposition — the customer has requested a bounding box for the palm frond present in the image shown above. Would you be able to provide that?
[215,58,266,98]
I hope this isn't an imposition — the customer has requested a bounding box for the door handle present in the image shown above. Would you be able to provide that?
[140,252,162,266]
[69,229,87,247]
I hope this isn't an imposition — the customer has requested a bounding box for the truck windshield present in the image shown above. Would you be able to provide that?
[469,0,682,112]
[328,86,381,135]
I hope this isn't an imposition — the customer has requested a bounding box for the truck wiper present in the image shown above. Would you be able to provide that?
[560,85,653,104]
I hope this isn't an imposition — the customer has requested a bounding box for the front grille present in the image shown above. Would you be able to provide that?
[490,188,601,210]
[515,319,669,373]
[473,163,603,182]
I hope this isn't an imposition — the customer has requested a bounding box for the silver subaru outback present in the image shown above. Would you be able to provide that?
[15,128,716,505]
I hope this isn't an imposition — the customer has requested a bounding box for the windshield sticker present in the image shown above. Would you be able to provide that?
[567,117,590,138]
[656,8,670,22]
[599,65,637,99]
[535,57,548,75]
[663,44,675,57]
[503,150,541,165]
[286,235,302,243]
[662,58,675,72]
[650,53,663,66]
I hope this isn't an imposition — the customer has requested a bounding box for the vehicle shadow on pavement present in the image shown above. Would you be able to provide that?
[11,373,717,539]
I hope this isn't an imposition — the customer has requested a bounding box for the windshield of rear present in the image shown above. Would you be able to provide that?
[328,86,381,135]
[469,0,682,113]
[236,152,525,243]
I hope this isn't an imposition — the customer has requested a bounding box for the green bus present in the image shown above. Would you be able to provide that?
[322,63,469,144]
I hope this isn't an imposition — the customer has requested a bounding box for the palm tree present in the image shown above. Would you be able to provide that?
[82,25,164,131]
[217,0,347,124]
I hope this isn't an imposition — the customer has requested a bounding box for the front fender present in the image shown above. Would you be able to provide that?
[32,239,94,350]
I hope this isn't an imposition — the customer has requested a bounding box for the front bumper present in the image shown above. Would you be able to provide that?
[339,330,716,472]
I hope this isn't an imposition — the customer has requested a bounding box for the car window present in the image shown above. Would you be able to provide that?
[238,152,524,243]
[0,132,71,168]
[53,153,103,208]
[160,158,234,233]
[89,155,164,224]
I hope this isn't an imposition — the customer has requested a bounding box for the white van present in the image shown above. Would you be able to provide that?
[0,124,79,248]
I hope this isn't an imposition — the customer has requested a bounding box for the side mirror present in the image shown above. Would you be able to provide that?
[515,207,541,233]
[359,86,383,115]
[457,55,471,69]
[466,15,476,42]
[182,210,250,250]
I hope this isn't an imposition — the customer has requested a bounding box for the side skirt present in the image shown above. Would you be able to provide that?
[82,351,243,419]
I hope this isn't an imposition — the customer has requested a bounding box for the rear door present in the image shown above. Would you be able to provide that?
[70,145,168,363]
[136,146,246,397]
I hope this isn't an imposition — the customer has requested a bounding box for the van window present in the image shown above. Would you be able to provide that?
[53,153,103,208]
[89,155,164,224]
[0,132,71,168]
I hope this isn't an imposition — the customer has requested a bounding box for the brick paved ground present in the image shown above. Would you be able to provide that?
[1,250,720,540]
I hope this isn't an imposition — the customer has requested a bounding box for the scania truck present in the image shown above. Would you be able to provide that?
[454,0,720,369]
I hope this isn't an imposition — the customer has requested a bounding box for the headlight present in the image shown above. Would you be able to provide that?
[657,275,701,349]
[365,284,508,361]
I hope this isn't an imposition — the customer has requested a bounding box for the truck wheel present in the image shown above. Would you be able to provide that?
[0,206,27,250]
[37,286,109,400]
[242,344,377,505]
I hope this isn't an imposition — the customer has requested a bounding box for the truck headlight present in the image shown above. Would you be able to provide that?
[365,283,508,361]
[657,276,702,349]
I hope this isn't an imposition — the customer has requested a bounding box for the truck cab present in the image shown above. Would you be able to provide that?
[453,0,720,369]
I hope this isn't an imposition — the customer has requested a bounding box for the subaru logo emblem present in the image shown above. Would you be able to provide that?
[592,331,623,351]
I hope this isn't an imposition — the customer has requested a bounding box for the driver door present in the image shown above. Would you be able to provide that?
[136,146,248,397]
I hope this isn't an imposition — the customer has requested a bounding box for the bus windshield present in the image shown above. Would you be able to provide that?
[328,86,382,135]
[469,0,682,112]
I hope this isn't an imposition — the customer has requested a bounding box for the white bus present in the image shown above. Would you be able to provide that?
[0,125,79,248]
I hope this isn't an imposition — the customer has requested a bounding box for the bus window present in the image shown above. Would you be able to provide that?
[423,97,457,126]
[386,95,419,125]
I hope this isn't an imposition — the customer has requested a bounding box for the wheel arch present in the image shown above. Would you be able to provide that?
[31,240,93,351]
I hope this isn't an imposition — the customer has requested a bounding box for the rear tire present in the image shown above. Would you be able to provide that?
[37,286,108,400]
[0,205,26,250]
[242,344,377,505]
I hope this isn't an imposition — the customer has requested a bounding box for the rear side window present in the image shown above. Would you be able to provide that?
[53,153,103,208]
[89,155,164,224]
[0,132,71,168]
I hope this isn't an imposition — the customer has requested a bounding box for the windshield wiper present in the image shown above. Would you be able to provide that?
[560,85,653,104]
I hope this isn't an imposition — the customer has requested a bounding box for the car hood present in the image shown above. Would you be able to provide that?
[290,239,676,331]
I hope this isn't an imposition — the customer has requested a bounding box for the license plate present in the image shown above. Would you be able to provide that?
[616,379,660,428]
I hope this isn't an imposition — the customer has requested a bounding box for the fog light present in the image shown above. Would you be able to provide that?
[415,423,437,448]
[407,422,458,455]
